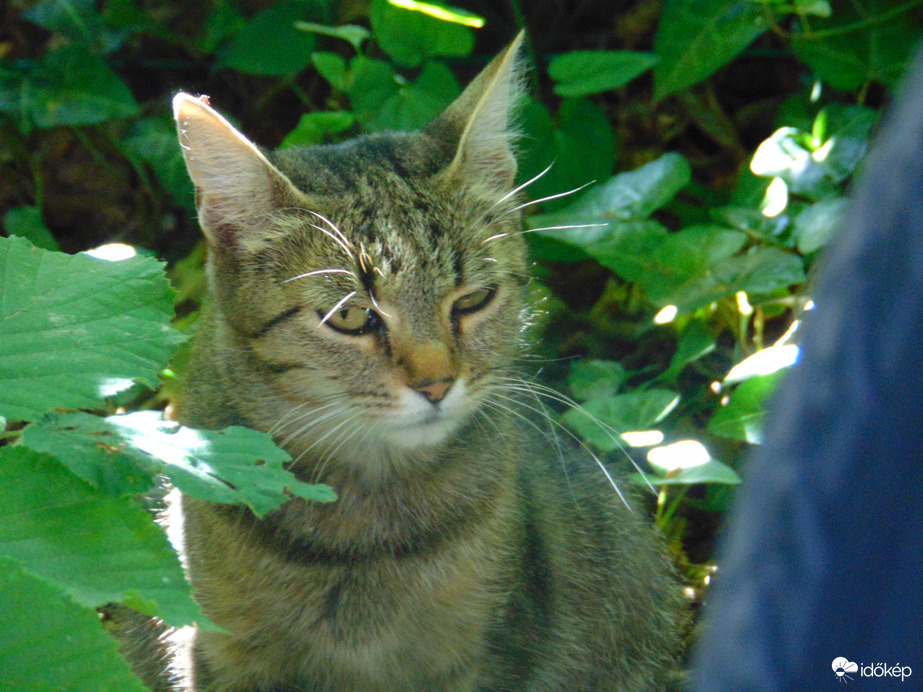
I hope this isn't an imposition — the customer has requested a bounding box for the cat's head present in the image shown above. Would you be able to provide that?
[174,34,528,471]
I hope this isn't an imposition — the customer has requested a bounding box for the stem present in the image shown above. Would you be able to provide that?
[797,0,923,40]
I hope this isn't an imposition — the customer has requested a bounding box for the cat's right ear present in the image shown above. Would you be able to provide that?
[173,93,302,250]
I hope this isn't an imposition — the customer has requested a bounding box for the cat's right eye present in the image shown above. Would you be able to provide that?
[319,306,382,336]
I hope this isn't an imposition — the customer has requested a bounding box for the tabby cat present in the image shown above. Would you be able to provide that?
[149,33,685,691]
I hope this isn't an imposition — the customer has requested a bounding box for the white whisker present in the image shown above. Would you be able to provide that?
[278,268,355,285]
[486,160,556,213]
[307,210,354,256]
[496,179,597,221]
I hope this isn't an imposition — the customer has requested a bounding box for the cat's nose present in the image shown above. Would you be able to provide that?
[412,377,455,404]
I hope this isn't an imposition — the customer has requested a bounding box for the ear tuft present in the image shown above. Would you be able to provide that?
[435,31,526,189]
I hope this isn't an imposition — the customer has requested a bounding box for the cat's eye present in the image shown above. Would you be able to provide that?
[320,306,382,336]
[452,287,496,316]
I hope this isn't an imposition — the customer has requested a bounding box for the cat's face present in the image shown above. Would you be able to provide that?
[175,35,527,472]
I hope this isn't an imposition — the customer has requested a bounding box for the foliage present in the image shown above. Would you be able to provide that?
[1,0,921,685]
[0,236,334,685]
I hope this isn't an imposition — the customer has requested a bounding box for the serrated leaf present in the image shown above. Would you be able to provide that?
[0,236,185,422]
[549,50,658,97]
[792,0,919,90]
[0,446,203,628]
[653,0,770,99]
[563,389,679,451]
[0,558,148,692]
[22,411,337,513]
[708,371,786,443]
[0,43,138,129]
[370,0,474,68]
[568,359,626,401]
[517,97,617,212]
[217,0,320,76]
[3,206,58,251]
[124,115,194,210]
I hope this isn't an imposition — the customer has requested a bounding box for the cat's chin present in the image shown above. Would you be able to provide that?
[379,378,474,451]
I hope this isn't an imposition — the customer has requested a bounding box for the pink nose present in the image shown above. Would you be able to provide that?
[412,378,454,404]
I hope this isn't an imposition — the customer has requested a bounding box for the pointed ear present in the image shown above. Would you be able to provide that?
[173,93,303,250]
[434,31,526,189]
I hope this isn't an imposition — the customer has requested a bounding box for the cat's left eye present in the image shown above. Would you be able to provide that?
[452,287,496,316]
[320,307,382,336]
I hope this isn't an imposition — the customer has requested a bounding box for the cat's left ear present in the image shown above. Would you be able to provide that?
[433,31,526,189]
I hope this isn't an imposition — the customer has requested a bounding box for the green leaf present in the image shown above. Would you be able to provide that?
[638,225,749,304]
[794,197,848,253]
[517,97,617,212]
[0,557,148,691]
[124,115,195,210]
[3,206,58,251]
[0,235,186,422]
[568,359,626,401]
[549,50,658,97]
[0,43,139,129]
[312,51,349,90]
[23,0,130,53]
[673,248,806,312]
[528,153,691,227]
[198,0,245,53]
[22,411,337,513]
[370,0,474,67]
[653,0,770,99]
[280,110,356,147]
[661,319,716,381]
[641,459,742,485]
[563,389,680,451]
[792,0,920,90]
[708,370,786,443]
[351,59,460,131]
[710,205,789,241]
[0,446,203,628]
[217,0,320,76]
[296,21,370,52]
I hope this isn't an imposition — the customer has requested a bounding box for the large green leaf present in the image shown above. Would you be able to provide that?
[369,0,474,67]
[217,0,320,76]
[0,557,148,692]
[653,0,770,99]
[0,446,203,628]
[549,50,658,97]
[792,0,920,90]
[21,411,337,513]
[0,235,185,422]
[0,43,138,131]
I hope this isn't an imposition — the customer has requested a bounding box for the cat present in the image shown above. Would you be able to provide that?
[139,32,686,691]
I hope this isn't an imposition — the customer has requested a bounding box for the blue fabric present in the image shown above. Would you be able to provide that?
[691,47,923,691]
